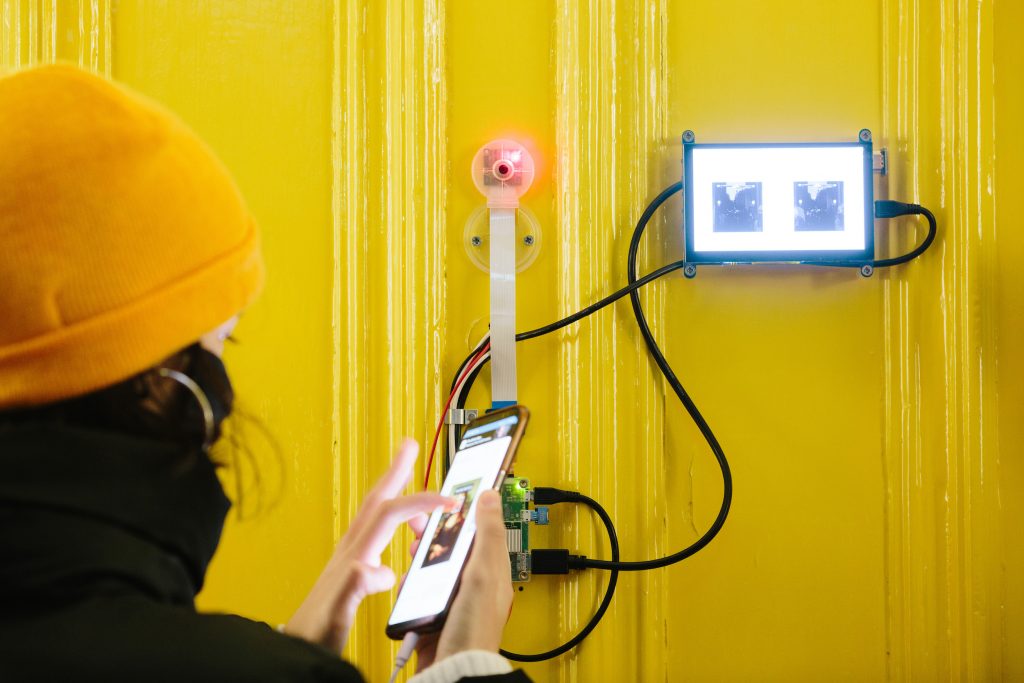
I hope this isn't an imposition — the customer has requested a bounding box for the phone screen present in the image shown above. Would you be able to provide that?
[387,413,521,631]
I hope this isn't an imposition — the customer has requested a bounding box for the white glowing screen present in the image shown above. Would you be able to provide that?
[689,145,867,254]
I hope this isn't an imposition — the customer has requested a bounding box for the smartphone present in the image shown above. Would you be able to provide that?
[386,405,529,639]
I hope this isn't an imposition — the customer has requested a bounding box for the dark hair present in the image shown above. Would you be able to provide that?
[0,344,282,517]
[0,344,232,451]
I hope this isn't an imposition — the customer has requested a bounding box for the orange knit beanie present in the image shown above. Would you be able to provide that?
[0,64,264,410]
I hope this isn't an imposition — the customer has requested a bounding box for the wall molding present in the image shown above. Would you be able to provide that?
[881,0,1001,678]
[0,0,109,73]
[334,0,447,676]
[553,0,669,676]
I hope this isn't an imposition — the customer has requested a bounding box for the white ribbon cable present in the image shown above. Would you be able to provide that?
[489,208,517,405]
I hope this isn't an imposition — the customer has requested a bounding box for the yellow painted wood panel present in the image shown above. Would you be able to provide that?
[666,2,886,679]
[995,0,1024,679]
[2,0,1020,680]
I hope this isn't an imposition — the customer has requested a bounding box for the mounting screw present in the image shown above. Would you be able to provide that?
[523,235,535,246]
[860,264,874,278]
[518,570,529,581]
[471,236,482,247]
[859,129,872,142]
[518,479,528,488]
[682,130,696,143]
[683,263,697,279]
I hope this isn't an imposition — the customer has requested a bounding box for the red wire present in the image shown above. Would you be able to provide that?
[423,342,490,489]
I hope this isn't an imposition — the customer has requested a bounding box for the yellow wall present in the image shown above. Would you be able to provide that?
[2,1,1021,680]
[995,0,1024,680]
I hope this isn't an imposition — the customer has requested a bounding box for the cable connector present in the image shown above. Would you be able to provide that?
[531,549,588,575]
[532,487,584,505]
[874,199,921,218]
[388,631,419,683]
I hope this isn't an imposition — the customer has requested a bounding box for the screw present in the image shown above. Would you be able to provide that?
[859,129,872,142]
[518,479,528,488]
[519,571,529,581]
[682,130,696,143]
[683,264,697,278]
[471,236,482,247]
[860,264,874,278]
[523,235,535,246]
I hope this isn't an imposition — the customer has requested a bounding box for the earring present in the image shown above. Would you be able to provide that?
[157,367,215,451]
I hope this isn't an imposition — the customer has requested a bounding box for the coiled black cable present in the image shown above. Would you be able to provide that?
[448,181,938,649]
[500,492,619,662]
[580,181,732,571]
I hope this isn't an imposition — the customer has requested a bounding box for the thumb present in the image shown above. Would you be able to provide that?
[347,562,397,601]
[335,562,397,636]
[472,490,507,558]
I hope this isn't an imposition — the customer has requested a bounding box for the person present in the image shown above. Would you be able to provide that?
[0,64,530,682]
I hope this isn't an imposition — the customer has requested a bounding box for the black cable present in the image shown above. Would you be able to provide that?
[579,181,733,571]
[446,259,686,466]
[444,336,491,471]
[871,202,938,267]
[448,258,688,406]
[808,200,938,269]
[458,183,734,572]
[450,184,936,571]
[500,492,619,662]
[516,260,686,341]
[448,335,490,396]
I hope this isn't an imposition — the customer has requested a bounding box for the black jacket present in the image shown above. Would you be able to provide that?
[0,423,528,682]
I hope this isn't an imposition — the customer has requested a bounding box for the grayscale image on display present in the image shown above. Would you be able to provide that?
[794,181,844,231]
[712,182,763,232]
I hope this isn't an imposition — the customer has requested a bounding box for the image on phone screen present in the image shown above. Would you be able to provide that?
[423,479,481,567]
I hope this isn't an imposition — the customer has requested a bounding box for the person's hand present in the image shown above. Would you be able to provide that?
[427,489,514,664]
[285,439,452,651]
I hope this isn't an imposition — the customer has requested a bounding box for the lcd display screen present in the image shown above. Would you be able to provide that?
[683,141,873,264]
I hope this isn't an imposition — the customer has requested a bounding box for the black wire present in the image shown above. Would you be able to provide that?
[447,258,688,404]
[501,494,619,662]
[577,182,733,571]
[447,182,730,571]
[449,336,490,396]
[806,204,938,269]
[444,201,935,473]
[445,259,686,468]
[444,336,491,472]
[454,183,734,572]
[444,183,937,656]
[516,260,686,341]
[872,205,937,267]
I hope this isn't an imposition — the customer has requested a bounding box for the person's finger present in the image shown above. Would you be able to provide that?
[464,491,512,596]
[471,490,508,560]
[407,513,429,559]
[342,439,420,544]
[350,562,397,596]
[333,562,398,637]
[408,512,429,539]
[351,492,454,563]
[368,438,420,501]
[432,490,512,660]
[414,631,440,673]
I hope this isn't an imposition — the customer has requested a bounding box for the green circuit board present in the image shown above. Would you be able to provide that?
[502,476,531,582]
